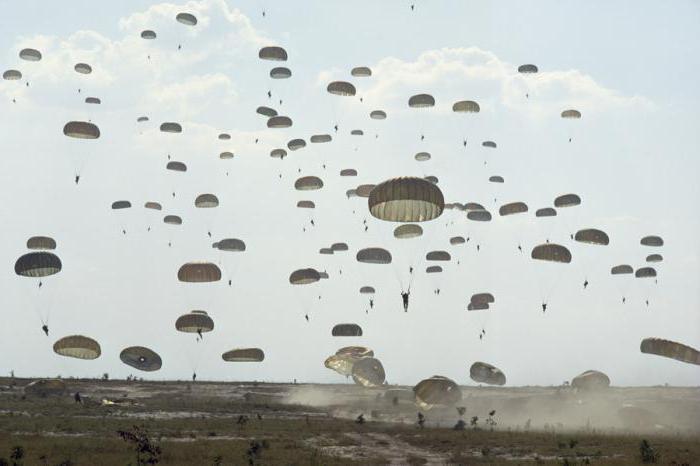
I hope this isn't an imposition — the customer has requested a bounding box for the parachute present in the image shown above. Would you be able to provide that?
[340,169,357,177]
[640,338,700,366]
[449,236,465,245]
[499,202,528,216]
[175,310,214,333]
[489,176,504,183]
[267,116,292,128]
[160,122,182,133]
[518,64,538,73]
[310,134,332,143]
[287,139,306,151]
[53,335,101,360]
[24,379,66,397]
[426,250,451,261]
[425,265,442,274]
[270,149,287,159]
[74,63,92,74]
[258,46,288,61]
[26,236,56,251]
[424,175,438,184]
[610,264,633,275]
[163,215,182,225]
[194,194,219,208]
[270,67,291,79]
[111,200,131,209]
[351,357,386,387]
[470,293,495,305]
[452,100,480,113]
[319,248,333,255]
[19,48,42,61]
[294,176,323,190]
[85,97,101,104]
[359,286,375,294]
[635,267,657,278]
[531,244,572,263]
[414,376,462,409]
[351,66,372,77]
[464,202,485,211]
[289,268,321,284]
[554,194,581,208]
[15,252,62,277]
[222,348,265,362]
[350,129,364,136]
[467,302,489,311]
[641,236,663,247]
[296,200,315,209]
[327,81,356,96]
[325,346,374,377]
[355,184,376,198]
[561,109,582,119]
[368,177,444,222]
[257,106,278,117]
[408,94,435,108]
[137,116,149,122]
[535,207,557,217]
[646,254,663,263]
[571,370,610,390]
[175,12,198,26]
[218,133,231,140]
[470,362,506,386]
[332,323,363,337]
[219,152,234,159]
[3,69,22,80]
[356,247,392,264]
[370,110,387,120]
[120,346,162,372]
[177,262,221,282]
[414,152,431,162]
[140,30,156,39]
[482,141,497,148]
[574,228,610,246]
[467,210,492,222]
[213,238,246,252]
[63,121,100,139]
[331,242,349,252]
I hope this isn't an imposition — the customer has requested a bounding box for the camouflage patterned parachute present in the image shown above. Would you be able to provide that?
[53,335,101,360]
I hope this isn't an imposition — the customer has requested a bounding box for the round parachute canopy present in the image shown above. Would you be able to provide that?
[141,30,156,39]
[24,379,66,397]
[408,93,435,108]
[470,362,506,386]
[414,376,462,409]
[641,236,663,247]
[414,152,431,162]
[294,176,323,191]
[144,202,162,210]
[176,310,214,333]
[176,12,197,25]
[219,151,234,159]
[536,207,557,217]
[270,148,287,159]
[370,110,387,120]
[319,248,334,255]
[646,254,663,263]
[163,215,182,225]
[393,224,423,239]
[85,97,101,104]
[635,267,657,278]
[194,193,219,208]
[346,189,357,198]
[287,138,306,151]
[482,141,497,148]
[471,293,495,305]
[332,323,363,337]
[352,357,386,387]
[356,247,392,264]
[467,210,492,222]
[259,46,288,61]
[575,228,609,245]
[296,200,315,209]
[74,63,92,74]
[257,106,278,117]
[369,177,444,222]
[499,202,528,216]
[640,338,700,366]
[426,250,451,261]
[561,109,581,119]
[611,264,633,275]
[214,238,246,252]
[340,168,357,177]
[554,193,581,208]
[166,161,187,172]
[338,346,373,358]
[120,346,162,372]
[310,134,332,143]
[289,268,321,285]
[452,100,480,113]
[3,69,22,80]
[350,129,364,136]
[356,184,376,198]
[325,347,373,377]
[222,348,265,362]
[426,265,442,274]
[177,262,221,282]
[351,66,372,77]
[137,116,149,122]
[468,302,489,311]
[571,370,610,390]
[218,133,230,140]
[531,244,572,263]
[359,286,375,295]
[15,252,62,277]
[63,121,100,139]
[53,335,101,360]
[518,64,538,73]
[111,200,131,209]
[160,122,182,133]
[450,236,465,245]
[26,236,56,251]
[327,81,356,96]
[19,48,41,61]
[270,67,291,79]
[489,176,504,183]
[331,242,349,252]
[464,202,485,211]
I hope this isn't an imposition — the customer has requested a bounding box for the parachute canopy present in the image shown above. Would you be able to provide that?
[499,202,528,216]
[635,267,657,278]
[554,194,581,208]
[351,66,372,77]
[26,236,56,251]
[452,100,480,113]
[120,346,162,372]
[327,81,356,96]
[175,12,197,26]
[268,116,292,128]
[352,357,386,387]
[160,122,182,133]
[176,310,214,333]
[414,376,462,409]
[332,323,363,337]
[536,207,557,217]
[426,250,450,261]
[641,236,663,247]
[289,268,321,285]
[111,200,131,209]
[270,67,291,79]
[15,252,62,277]
[3,69,22,80]
[177,262,221,282]
[561,109,582,119]
[640,338,700,366]
[571,370,610,390]
[63,121,100,139]
[19,48,42,61]
[356,247,392,264]
[194,194,219,208]
[53,335,101,360]
[575,228,610,246]
[141,30,156,39]
[370,110,387,120]
[222,348,265,362]
[259,46,288,61]
[294,176,323,191]
[408,94,435,108]
[369,177,444,222]
[531,244,572,263]
[518,64,538,73]
[611,264,633,275]
[470,362,506,386]
[213,238,246,252]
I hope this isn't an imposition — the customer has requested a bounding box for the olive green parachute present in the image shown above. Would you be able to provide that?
[356,247,392,264]
[575,228,610,246]
[218,133,231,140]
[640,338,700,366]
[296,200,315,209]
[3,69,22,80]
[327,81,356,96]
[63,121,100,139]
[468,302,490,311]
[350,129,364,136]
[359,286,375,294]
[163,215,182,225]
[370,110,387,120]
[257,106,278,117]
[641,236,663,247]
[332,323,363,337]
[426,265,442,273]
[452,100,480,113]
[610,264,633,275]
[53,335,101,360]
[340,168,357,177]
[499,202,528,216]
[352,357,386,387]
[24,379,66,397]
[137,116,149,122]
[646,254,663,263]
[319,248,333,255]
[270,67,291,79]
[535,207,557,217]
[267,116,292,128]
[464,202,485,211]
[289,268,321,285]
[177,262,221,282]
[450,236,465,245]
[408,94,435,108]
[258,46,288,61]
[470,362,506,386]
[518,64,538,73]
[19,48,42,61]
[310,134,332,143]
[561,109,582,119]
[270,148,286,159]
[471,293,495,305]
[635,267,657,278]
[571,370,610,390]
[194,194,219,208]
[355,184,376,198]
[287,138,306,151]
[74,63,92,74]
[414,152,431,161]
[426,250,450,261]
[294,176,323,191]
[26,236,56,251]
[15,252,62,277]
[467,210,492,222]
[393,224,423,239]
[369,177,444,222]
[554,193,581,208]
[219,151,234,159]
[176,12,197,26]
[222,348,265,362]
[331,242,349,252]
[531,244,572,263]
[111,200,131,209]
[141,30,156,39]
[85,97,100,104]
[213,238,246,252]
[351,66,372,77]
[120,346,162,372]
[176,310,214,333]
[414,376,462,409]
[489,176,504,183]
[160,122,182,133]
[482,141,497,148]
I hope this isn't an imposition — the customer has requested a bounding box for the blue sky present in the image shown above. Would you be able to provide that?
[0,0,698,386]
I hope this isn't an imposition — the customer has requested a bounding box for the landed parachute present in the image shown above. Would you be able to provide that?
[222,348,265,362]
[369,177,444,222]
[640,338,700,366]
[53,335,101,360]
[470,362,506,386]
[177,262,221,282]
[324,346,374,377]
[571,370,610,390]
[120,346,162,372]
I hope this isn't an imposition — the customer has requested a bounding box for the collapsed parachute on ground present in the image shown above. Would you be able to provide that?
[356,247,392,264]
[369,177,444,222]
[571,370,610,390]
[352,357,385,387]
[15,252,62,277]
[53,335,101,360]
[24,379,66,397]
[63,121,100,139]
[176,310,214,333]
[332,323,363,337]
[177,262,221,282]
[26,236,56,251]
[640,338,700,366]
[470,362,506,386]
[324,346,374,377]
[120,346,162,372]
[414,376,462,409]
[531,244,572,263]
[222,348,265,362]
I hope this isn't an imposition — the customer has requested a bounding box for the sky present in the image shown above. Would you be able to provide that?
[0,0,699,386]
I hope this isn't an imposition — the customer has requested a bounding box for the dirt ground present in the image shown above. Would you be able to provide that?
[0,377,698,465]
